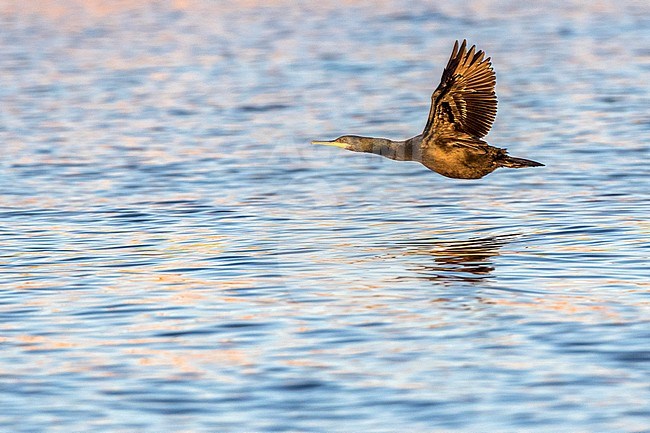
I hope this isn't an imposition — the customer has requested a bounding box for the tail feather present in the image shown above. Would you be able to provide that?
[499,155,544,169]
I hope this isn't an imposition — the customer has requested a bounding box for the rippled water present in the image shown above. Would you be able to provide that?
[1,1,649,431]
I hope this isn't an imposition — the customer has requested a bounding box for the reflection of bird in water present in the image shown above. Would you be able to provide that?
[312,40,543,179]
[394,235,515,284]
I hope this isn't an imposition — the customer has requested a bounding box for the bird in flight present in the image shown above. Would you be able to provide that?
[312,40,543,179]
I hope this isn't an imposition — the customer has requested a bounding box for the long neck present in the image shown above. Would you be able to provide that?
[355,135,421,162]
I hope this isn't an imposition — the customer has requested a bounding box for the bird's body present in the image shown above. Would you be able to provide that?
[312,40,543,179]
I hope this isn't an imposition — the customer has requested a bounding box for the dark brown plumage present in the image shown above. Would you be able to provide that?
[312,40,543,179]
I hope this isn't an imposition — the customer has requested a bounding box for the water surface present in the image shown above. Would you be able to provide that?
[1,1,649,432]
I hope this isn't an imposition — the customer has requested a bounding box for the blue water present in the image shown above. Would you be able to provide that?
[1,1,649,432]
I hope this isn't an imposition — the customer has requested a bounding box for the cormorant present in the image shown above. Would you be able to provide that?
[312,40,543,179]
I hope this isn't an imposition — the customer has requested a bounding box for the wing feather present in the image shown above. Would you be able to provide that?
[423,40,497,139]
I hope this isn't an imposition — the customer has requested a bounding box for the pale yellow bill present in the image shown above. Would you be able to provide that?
[311,140,347,149]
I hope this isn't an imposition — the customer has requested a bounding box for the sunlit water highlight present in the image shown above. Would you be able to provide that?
[1,1,649,432]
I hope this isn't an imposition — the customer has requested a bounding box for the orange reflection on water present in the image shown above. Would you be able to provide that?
[489,295,622,322]
[130,346,256,375]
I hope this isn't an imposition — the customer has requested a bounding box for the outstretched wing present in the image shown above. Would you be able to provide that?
[423,40,497,139]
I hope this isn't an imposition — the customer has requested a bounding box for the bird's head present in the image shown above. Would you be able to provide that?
[311,135,372,152]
